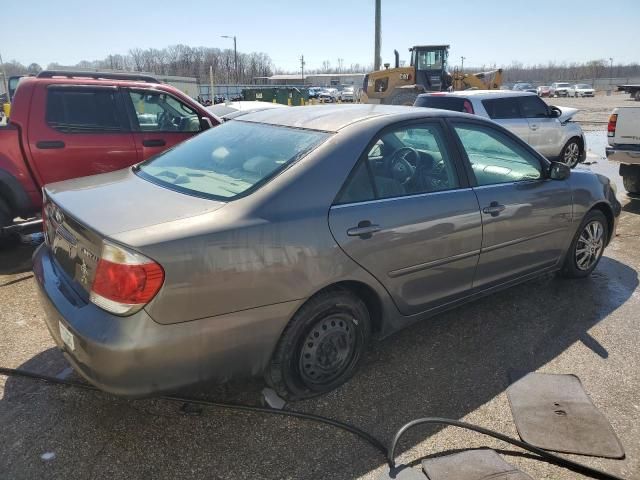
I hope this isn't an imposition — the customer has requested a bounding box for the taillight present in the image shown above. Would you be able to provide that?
[90,241,164,316]
[608,114,617,138]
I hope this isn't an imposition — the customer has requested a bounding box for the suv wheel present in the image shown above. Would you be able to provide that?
[560,210,608,278]
[561,139,581,168]
[265,289,370,400]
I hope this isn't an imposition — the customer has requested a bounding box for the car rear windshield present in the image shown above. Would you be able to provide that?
[414,96,473,113]
[137,121,330,200]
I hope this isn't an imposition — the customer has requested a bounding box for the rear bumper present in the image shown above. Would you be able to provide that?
[606,147,640,164]
[33,245,300,397]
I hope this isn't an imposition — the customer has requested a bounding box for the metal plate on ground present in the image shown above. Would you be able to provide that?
[422,449,533,480]
[507,372,624,458]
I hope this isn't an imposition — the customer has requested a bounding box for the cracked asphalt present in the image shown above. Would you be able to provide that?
[1,126,639,480]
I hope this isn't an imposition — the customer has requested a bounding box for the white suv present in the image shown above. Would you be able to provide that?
[414,90,586,167]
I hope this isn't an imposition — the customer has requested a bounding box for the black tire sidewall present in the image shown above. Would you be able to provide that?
[562,210,608,278]
[267,290,370,400]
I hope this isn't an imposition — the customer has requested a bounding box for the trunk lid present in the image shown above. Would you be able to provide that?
[43,167,226,293]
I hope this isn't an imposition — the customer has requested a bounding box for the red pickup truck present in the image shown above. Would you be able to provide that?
[0,71,220,235]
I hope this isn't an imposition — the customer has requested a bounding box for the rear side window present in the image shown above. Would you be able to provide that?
[414,95,474,114]
[482,98,522,120]
[518,96,549,118]
[138,121,330,200]
[46,88,123,132]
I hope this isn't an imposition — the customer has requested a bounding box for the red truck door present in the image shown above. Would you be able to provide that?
[123,89,205,161]
[27,85,138,185]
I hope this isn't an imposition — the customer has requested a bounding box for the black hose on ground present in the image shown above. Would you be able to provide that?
[0,367,626,480]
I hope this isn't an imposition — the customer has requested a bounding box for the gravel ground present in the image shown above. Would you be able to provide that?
[1,123,639,479]
[543,92,635,131]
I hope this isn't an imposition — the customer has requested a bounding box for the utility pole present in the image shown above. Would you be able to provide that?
[209,65,214,103]
[300,55,305,84]
[374,0,381,71]
[461,56,466,73]
[221,35,238,83]
[609,57,614,86]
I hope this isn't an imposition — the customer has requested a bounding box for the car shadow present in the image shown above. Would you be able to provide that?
[622,195,640,214]
[0,256,636,479]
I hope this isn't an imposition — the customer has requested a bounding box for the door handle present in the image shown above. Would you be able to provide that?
[36,140,65,149]
[530,124,539,131]
[347,221,381,239]
[142,139,166,147]
[482,202,506,217]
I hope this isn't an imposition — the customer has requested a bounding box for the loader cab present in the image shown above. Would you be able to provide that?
[410,45,450,92]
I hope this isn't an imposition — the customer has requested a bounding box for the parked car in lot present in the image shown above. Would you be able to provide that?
[34,105,619,400]
[339,86,355,102]
[537,85,551,97]
[414,91,586,167]
[512,82,537,94]
[318,89,336,103]
[207,100,287,121]
[568,84,595,97]
[550,82,571,97]
[0,70,220,235]
[606,106,640,193]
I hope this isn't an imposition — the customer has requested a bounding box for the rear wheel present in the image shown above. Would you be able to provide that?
[634,90,640,101]
[265,289,370,400]
[388,90,419,106]
[560,210,608,278]
[561,139,581,168]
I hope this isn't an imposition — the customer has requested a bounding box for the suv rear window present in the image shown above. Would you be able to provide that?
[46,88,123,132]
[414,95,474,113]
[137,121,330,200]
[481,97,522,120]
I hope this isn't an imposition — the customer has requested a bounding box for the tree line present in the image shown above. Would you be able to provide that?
[3,45,640,87]
[2,45,274,85]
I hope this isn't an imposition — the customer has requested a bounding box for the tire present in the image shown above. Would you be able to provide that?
[560,210,608,278]
[560,138,582,168]
[265,289,371,400]
[387,90,419,106]
[634,90,640,101]
[0,197,12,234]
[623,173,640,194]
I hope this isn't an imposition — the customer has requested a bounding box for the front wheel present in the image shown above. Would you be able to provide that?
[560,210,608,278]
[265,289,371,400]
[561,139,581,168]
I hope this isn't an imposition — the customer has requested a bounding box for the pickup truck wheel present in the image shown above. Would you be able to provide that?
[561,139,581,168]
[623,173,640,194]
[0,198,17,245]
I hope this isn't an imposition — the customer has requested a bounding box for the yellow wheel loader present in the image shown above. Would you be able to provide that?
[362,45,503,105]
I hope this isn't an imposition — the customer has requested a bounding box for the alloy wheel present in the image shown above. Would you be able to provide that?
[563,142,580,167]
[575,220,604,271]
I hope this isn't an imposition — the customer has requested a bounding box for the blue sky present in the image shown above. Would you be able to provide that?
[4,0,639,71]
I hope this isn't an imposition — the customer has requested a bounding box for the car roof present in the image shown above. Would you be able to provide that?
[417,90,537,99]
[237,104,468,132]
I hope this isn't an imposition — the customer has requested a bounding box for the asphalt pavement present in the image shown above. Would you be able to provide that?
[1,133,639,479]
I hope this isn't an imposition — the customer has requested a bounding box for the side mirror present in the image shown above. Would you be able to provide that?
[199,117,214,131]
[549,161,571,180]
